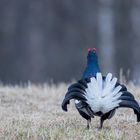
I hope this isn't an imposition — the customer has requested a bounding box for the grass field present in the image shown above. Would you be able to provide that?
[0,82,140,140]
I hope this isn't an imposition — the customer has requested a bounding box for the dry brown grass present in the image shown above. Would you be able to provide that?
[0,82,140,140]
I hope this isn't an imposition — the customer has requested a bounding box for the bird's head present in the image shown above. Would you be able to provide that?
[87,48,98,64]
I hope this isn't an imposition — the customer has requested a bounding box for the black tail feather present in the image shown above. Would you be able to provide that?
[66,88,85,96]
[62,80,88,112]
[115,82,127,92]
[68,83,86,91]
[119,96,138,105]
[119,91,139,107]
[119,85,127,92]
[121,91,135,99]
[78,79,90,88]
[62,91,86,111]
[119,99,140,122]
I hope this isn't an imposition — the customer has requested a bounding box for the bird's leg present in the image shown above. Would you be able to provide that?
[99,110,115,129]
[99,118,104,129]
[86,119,91,129]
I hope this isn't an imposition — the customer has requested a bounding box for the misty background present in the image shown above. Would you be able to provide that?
[0,0,140,84]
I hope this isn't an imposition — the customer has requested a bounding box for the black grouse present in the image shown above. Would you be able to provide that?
[62,48,140,129]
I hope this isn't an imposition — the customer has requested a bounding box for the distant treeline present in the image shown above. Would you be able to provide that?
[0,0,140,83]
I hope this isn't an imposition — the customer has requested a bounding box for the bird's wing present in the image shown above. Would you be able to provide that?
[62,79,89,112]
[75,100,94,118]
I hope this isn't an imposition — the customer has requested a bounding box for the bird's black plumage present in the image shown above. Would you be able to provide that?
[62,48,140,129]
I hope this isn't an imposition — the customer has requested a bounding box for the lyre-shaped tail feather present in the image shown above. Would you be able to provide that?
[119,99,140,122]
[118,90,140,121]
[62,81,87,111]
[121,91,134,98]
[68,82,86,91]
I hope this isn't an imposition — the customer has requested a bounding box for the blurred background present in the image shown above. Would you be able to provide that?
[0,0,140,84]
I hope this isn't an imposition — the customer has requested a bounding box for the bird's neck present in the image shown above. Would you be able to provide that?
[82,61,101,79]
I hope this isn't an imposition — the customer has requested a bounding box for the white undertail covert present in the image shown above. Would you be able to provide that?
[85,73,122,114]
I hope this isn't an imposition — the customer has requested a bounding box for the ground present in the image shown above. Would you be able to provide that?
[0,82,140,140]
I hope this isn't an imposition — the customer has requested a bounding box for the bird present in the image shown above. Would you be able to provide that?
[62,48,140,129]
